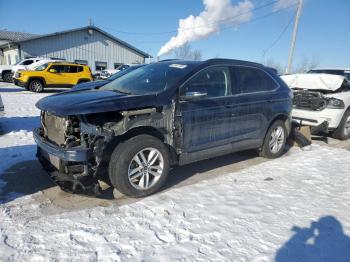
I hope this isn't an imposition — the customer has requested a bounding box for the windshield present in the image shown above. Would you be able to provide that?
[107,65,143,81]
[100,62,196,95]
[35,63,49,71]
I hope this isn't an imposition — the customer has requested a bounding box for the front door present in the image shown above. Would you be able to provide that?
[178,66,234,153]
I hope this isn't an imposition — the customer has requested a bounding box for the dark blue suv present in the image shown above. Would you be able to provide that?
[34,59,292,197]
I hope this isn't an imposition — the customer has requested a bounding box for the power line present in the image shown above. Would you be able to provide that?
[262,11,296,58]
[97,0,288,36]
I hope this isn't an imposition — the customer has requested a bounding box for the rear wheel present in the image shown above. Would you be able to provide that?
[332,110,350,140]
[260,120,287,158]
[2,71,12,82]
[108,135,170,197]
[29,79,44,93]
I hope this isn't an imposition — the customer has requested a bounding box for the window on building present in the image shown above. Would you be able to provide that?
[75,60,88,65]
[114,63,122,69]
[95,61,107,71]
[234,67,278,93]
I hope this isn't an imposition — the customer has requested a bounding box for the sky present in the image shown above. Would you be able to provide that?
[0,0,349,71]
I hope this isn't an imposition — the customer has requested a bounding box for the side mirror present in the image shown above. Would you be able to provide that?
[181,90,207,101]
[49,69,57,73]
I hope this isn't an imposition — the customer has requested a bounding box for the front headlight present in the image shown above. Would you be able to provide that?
[326,98,345,109]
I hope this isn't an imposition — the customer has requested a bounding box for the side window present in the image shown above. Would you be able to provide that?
[183,66,231,98]
[236,67,277,93]
[64,65,78,73]
[49,65,65,73]
[22,60,33,65]
[77,66,83,72]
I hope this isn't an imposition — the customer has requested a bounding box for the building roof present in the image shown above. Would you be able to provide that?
[0,29,37,41]
[10,26,151,58]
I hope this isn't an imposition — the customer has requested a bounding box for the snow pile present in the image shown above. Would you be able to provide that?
[0,145,350,261]
[0,85,50,202]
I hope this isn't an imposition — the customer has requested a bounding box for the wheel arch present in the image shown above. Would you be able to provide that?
[106,126,178,166]
[77,78,91,84]
[28,76,47,87]
[267,113,291,135]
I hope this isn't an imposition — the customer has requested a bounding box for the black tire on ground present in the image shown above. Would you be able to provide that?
[29,79,44,93]
[260,120,287,159]
[108,134,170,197]
[2,71,12,82]
[332,110,350,140]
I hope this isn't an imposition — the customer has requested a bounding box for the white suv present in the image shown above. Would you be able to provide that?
[282,73,350,140]
[308,68,350,81]
[11,57,47,76]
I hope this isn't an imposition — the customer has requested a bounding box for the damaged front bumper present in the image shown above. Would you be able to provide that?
[33,128,101,195]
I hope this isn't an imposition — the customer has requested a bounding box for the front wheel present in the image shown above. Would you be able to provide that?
[260,120,287,159]
[108,135,170,197]
[29,79,44,93]
[332,110,350,140]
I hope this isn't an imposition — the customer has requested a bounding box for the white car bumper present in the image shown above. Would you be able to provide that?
[292,108,345,129]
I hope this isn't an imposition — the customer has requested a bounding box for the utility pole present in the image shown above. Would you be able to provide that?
[286,0,303,74]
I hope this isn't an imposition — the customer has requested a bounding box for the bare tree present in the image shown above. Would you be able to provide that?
[264,57,284,75]
[295,55,321,73]
[173,43,203,61]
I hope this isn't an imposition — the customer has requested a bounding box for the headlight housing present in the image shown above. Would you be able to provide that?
[326,98,345,109]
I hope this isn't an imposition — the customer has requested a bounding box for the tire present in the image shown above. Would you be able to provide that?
[29,79,44,93]
[2,71,12,82]
[332,110,350,140]
[108,135,170,197]
[260,120,287,159]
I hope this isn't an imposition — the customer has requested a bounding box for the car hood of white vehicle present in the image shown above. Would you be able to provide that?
[281,73,347,91]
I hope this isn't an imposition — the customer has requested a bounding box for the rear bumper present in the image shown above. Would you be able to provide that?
[33,128,89,162]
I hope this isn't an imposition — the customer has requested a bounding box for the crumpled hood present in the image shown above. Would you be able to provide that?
[36,89,158,116]
[281,73,347,91]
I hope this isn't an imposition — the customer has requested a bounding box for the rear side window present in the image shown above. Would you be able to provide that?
[64,65,78,73]
[77,66,83,72]
[183,66,231,98]
[234,67,277,93]
[22,60,33,65]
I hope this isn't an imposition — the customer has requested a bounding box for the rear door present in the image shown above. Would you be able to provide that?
[229,66,280,143]
[179,66,234,152]
[62,65,80,85]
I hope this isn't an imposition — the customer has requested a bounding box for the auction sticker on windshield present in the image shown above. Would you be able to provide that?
[169,64,188,69]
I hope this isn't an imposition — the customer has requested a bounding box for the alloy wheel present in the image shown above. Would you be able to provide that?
[269,126,285,154]
[128,147,164,190]
[30,81,42,92]
[344,116,350,136]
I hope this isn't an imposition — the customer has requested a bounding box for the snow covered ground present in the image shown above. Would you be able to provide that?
[1,83,350,261]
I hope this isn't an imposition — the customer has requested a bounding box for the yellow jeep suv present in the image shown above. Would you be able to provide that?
[14,62,93,92]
